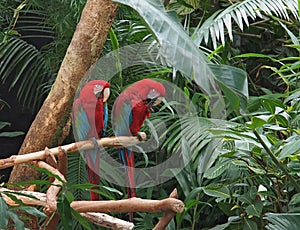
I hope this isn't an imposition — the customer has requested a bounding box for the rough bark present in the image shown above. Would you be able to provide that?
[9,0,118,186]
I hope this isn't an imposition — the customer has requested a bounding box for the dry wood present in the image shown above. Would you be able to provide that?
[81,212,134,230]
[0,188,47,207]
[9,0,119,187]
[153,189,178,230]
[43,147,68,229]
[0,188,184,214]
[0,187,183,229]
[35,161,66,214]
[0,134,146,170]
[71,197,184,214]
[57,146,68,177]
[0,188,134,229]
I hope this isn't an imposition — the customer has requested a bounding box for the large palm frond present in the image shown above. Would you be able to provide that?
[265,213,300,230]
[0,1,82,111]
[192,0,299,48]
[0,37,51,110]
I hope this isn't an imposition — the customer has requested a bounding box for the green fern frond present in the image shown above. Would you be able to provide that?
[193,0,299,48]
[0,37,51,110]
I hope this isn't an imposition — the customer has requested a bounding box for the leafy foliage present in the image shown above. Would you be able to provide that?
[191,0,299,48]
[1,0,300,229]
[0,0,84,111]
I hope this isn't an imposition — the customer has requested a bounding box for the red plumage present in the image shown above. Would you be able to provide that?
[113,78,166,135]
[73,80,110,201]
[78,80,110,137]
[112,79,165,221]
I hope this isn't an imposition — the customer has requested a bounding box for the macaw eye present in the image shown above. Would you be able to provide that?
[94,84,104,95]
[147,89,159,99]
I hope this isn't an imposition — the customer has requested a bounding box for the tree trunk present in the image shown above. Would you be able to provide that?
[9,0,118,186]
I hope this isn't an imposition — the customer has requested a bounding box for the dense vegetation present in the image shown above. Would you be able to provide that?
[1,0,300,229]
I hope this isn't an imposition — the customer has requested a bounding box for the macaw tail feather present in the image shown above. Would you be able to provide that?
[119,148,136,222]
[85,151,100,201]
[87,166,100,200]
[125,151,136,198]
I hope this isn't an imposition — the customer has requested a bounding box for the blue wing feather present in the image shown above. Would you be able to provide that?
[114,103,133,137]
[73,103,90,141]
[73,101,99,164]
[103,102,108,136]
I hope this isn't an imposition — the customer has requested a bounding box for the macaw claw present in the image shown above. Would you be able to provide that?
[136,132,143,142]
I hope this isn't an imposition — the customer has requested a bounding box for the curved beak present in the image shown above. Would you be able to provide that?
[103,87,110,102]
[153,97,164,106]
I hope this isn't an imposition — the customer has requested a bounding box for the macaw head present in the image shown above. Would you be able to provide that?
[134,79,166,109]
[79,80,110,103]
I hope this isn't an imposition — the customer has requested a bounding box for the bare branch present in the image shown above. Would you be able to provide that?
[0,134,146,169]
[34,161,66,215]
[81,212,134,230]
[153,188,178,230]
[71,197,184,214]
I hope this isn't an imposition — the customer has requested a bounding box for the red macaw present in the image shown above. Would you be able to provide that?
[72,80,110,201]
[112,79,166,221]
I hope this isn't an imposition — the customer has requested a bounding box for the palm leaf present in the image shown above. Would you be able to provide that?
[265,213,300,230]
[0,1,81,111]
[193,0,299,48]
[0,37,51,110]
[67,152,90,201]
[113,0,227,118]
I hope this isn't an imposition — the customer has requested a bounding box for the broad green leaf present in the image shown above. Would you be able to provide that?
[184,187,203,203]
[216,79,240,113]
[218,202,237,217]
[243,218,257,230]
[203,186,231,201]
[71,209,92,230]
[278,139,300,159]
[7,211,25,230]
[289,193,300,206]
[210,63,248,101]
[57,194,73,230]
[287,161,300,172]
[0,197,9,229]
[245,200,263,217]
[13,206,46,218]
[247,116,267,129]
[274,114,289,127]
[204,160,231,179]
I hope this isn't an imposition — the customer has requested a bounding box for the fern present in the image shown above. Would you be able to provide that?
[265,213,300,230]
[192,0,299,48]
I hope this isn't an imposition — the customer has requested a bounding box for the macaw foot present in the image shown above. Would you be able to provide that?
[136,132,143,142]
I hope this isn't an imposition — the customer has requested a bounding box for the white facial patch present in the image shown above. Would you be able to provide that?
[94,84,104,95]
[147,89,160,99]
